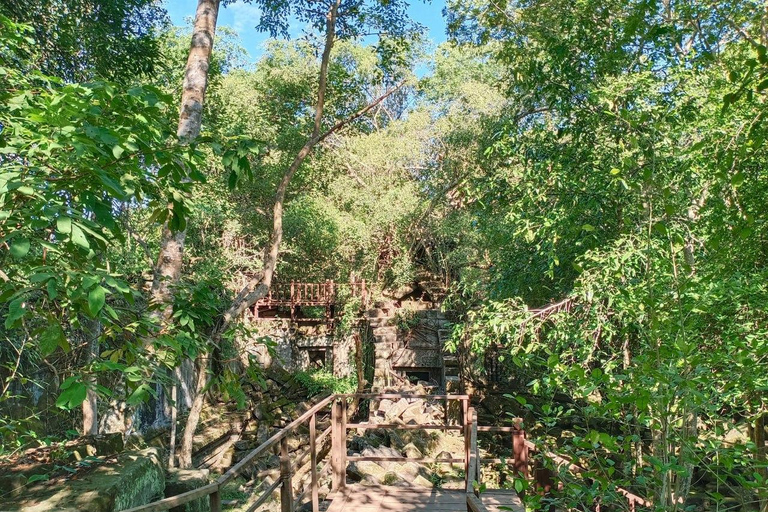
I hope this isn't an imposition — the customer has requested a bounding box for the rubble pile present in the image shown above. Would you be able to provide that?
[347,385,465,489]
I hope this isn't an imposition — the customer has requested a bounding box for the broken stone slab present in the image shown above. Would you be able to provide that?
[383,399,411,421]
[401,442,423,460]
[165,468,210,512]
[360,446,402,470]
[5,448,164,512]
[347,460,388,483]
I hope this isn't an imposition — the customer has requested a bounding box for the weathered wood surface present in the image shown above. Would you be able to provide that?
[479,490,525,512]
[326,485,523,512]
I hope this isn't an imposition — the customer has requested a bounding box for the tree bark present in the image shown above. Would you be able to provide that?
[179,356,209,469]
[149,0,219,328]
[82,318,100,436]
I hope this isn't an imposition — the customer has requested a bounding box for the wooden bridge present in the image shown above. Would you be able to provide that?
[125,393,651,512]
[249,280,368,324]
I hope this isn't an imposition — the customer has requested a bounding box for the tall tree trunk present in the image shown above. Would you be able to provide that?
[82,318,100,436]
[149,0,219,327]
[149,0,218,461]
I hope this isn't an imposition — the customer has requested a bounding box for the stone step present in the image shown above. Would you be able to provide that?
[367,317,391,328]
[372,326,397,337]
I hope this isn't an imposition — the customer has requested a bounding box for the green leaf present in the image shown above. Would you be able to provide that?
[27,474,49,483]
[39,322,65,357]
[56,380,87,410]
[71,223,89,249]
[112,145,125,159]
[582,224,595,232]
[88,286,106,316]
[10,237,30,258]
[56,216,72,234]
[731,172,745,187]
[5,297,26,329]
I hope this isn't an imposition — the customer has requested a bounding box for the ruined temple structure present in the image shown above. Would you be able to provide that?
[239,279,458,391]
[364,300,456,391]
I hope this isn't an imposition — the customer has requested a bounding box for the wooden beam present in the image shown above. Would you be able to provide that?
[280,436,293,512]
[346,422,463,431]
[310,413,319,512]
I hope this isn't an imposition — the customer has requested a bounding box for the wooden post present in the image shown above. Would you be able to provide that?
[209,489,222,512]
[464,401,471,490]
[310,412,319,512]
[466,407,479,495]
[512,428,529,500]
[332,398,347,491]
[280,436,293,512]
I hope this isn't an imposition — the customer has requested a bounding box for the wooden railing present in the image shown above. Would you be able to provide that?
[125,393,650,512]
[255,280,368,307]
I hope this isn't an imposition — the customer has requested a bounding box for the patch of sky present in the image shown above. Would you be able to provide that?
[163,0,447,74]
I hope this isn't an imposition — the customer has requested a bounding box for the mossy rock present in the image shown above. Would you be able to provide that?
[4,448,164,512]
[165,468,210,512]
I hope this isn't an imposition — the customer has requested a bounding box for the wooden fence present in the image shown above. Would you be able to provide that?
[124,393,650,512]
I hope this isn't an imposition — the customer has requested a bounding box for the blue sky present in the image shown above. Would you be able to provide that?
[163,0,448,63]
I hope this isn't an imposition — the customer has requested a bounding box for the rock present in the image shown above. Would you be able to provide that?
[402,443,423,459]
[724,426,750,446]
[392,462,421,479]
[401,403,426,424]
[383,399,410,421]
[4,448,164,512]
[413,475,434,488]
[165,468,210,512]
[347,461,388,483]
[67,434,125,462]
[361,446,401,470]
[383,285,415,300]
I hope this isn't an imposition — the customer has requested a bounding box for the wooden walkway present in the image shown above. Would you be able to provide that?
[124,393,650,512]
[327,485,524,512]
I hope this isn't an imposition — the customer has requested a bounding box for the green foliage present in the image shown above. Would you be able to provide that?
[441,1,768,509]
[1,0,167,82]
[0,17,205,430]
[293,369,357,397]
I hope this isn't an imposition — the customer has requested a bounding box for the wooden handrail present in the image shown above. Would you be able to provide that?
[124,393,650,512]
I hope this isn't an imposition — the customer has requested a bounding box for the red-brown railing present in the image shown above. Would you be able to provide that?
[255,280,368,308]
[124,394,650,512]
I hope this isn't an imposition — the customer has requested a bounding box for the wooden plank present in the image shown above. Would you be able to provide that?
[466,408,478,494]
[467,493,491,512]
[280,436,293,512]
[122,483,219,512]
[512,431,528,481]
[331,399,346,490]
[210,490,222,512]
[463,402,470,491]
[346,423,463,431]
[347,456,464,463]
[310,413,319,512]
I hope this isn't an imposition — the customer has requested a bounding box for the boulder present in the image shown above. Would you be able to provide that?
[165,469,210,512]
[402,443,423,460]
[5,448,164,512]
[347,461,388,483]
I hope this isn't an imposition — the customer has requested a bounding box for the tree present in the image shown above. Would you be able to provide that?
[0,0,167,82]
[0,13,202,445]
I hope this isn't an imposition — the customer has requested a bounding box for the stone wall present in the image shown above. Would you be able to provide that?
[239,320,354,377]
[364,301,451,390]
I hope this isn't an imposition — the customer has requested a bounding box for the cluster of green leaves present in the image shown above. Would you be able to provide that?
[0,14,204,445]
[439,0,768,509]
[293,368,357,397]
